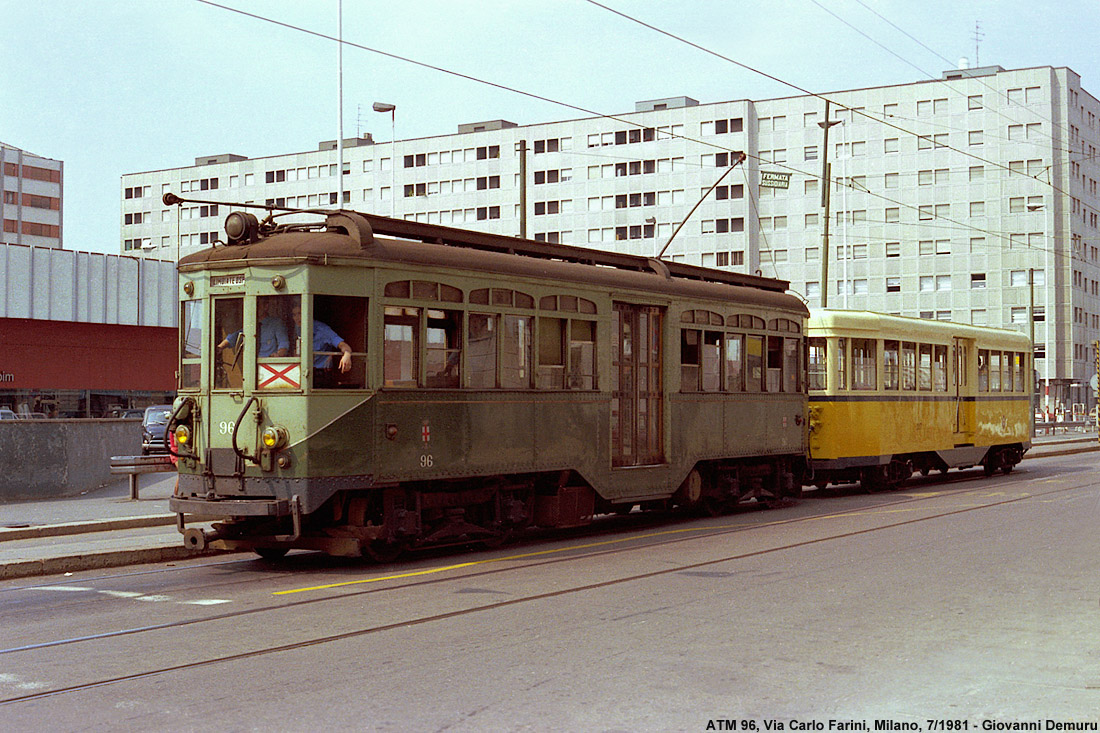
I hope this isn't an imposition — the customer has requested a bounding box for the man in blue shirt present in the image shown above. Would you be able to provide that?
[291,305,353,384]
[217,305,290,358]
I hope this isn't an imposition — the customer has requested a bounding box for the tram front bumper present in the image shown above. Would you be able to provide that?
[169,497,294,517]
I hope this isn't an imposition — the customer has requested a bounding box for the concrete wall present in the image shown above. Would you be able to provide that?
[0,419,142,501]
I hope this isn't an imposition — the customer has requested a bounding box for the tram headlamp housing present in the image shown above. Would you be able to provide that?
[174,424,192,447]
[262,425,289,450]
[225,211,259,245]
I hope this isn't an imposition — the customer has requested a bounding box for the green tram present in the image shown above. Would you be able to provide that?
[167,199,808,560]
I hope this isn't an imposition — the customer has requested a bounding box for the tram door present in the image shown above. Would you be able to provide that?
[611,303,664,467]
[954,337,975,443]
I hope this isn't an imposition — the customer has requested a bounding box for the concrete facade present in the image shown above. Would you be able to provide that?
[1,142,63,249]
[120,65,1100,410]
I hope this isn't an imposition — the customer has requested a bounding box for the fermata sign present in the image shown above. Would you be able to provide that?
[760,171,791,189]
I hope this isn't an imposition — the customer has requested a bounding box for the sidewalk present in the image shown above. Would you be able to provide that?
[1,434,1097,581]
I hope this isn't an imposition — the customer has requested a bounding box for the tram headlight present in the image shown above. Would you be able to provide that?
[174,424,192,447]
[262,425,289,450]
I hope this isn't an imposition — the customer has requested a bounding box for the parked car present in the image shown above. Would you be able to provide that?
[16,412,48,419]
[120,408,145,419]
[0,408,16,420]
[141,405,174,455]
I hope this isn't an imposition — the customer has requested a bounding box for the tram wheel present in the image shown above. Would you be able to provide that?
[254,547,289,561]
[363,540,404,563]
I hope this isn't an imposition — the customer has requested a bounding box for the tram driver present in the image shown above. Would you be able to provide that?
[291,305,353,387]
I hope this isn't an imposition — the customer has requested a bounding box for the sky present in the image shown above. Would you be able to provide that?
[1,0,1096,254]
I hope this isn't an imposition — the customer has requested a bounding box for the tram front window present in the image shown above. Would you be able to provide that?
[213,298,244,389]
[180,300,203,389]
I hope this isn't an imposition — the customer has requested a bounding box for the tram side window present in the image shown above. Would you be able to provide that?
[468,314,497,388]
[501,315,533,388]
[425,310,462,388]
[989,351,1001,391]
[918,344,933,391]
[384,307,419,387]
[883,340,899,390]
[933,345,948,392]
[213,298,244,390]
[1013,352,1025,392]
[977,349,989,392]
[807,338,827,391]
[766,336,784,392]
[682,329,721,392]
[539,318,566,389]
[851,338,876,390]
[1002,351,1012,392]
[726,333,745,391]
[836,338,847,390]
[745,335,764,392]
[180,300,203,389]
[901,342,917,390]
[569,320,597,389]
[311,295,367,389]
[783,337,800,393]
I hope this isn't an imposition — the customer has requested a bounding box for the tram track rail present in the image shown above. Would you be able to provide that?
[1,468,1094,707]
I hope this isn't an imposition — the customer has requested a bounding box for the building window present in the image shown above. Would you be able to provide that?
[971,273,987,289]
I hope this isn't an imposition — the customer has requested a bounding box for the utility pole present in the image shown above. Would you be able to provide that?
[516,139,528,239]
[817,100,842,307]
[1030,267,1036,437]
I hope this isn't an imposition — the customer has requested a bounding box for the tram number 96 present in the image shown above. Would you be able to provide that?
[420,454,434,468]
[219,421,235,435]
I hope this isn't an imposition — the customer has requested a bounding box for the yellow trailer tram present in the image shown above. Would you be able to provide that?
[806,311,1032,490]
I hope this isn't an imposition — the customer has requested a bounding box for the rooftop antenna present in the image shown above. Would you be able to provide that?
[972,20,984,67]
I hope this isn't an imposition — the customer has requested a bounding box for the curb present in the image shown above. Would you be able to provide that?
[0,545,231,581]
[0,515,177,542]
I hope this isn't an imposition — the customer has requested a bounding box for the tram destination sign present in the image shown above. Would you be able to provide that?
[759,171,791,189]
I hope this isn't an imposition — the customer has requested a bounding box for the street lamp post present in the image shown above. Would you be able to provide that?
[373,102,396,217]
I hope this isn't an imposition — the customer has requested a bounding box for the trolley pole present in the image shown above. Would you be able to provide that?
[516,139,528,239]
[817,100,842,308]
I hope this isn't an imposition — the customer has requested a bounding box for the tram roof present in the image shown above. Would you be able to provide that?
[178,209,791,294]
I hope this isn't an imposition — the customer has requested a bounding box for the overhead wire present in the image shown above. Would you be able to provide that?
[192,0,1072,262]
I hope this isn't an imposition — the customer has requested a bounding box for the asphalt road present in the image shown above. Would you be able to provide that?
[1,452,1098,730]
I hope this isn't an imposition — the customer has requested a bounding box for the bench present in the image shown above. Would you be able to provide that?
[110,454,175,500]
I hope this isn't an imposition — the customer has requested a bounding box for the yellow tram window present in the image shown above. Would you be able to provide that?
[989,351,1001,392]
[384,306,419,387]
[1013,352,1025,392]
[978,349,989,392]
[807,338,826,391]
[726,334,745,392]
[901,342,916,390]
[933,345,948,391]
[180,300,203,390]
[883,340,899,390]
[851,338,876,390]
[468,314,497,388]
[918,344,933,391]
[836,338,847,391]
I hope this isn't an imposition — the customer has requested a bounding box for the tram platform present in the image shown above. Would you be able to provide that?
[0,432,1097,580]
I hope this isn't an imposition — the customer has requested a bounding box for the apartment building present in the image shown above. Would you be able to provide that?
[121,65,1100,410]
[1,142,63,249]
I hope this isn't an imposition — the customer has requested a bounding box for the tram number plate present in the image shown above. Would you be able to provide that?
[420,454,434,468]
